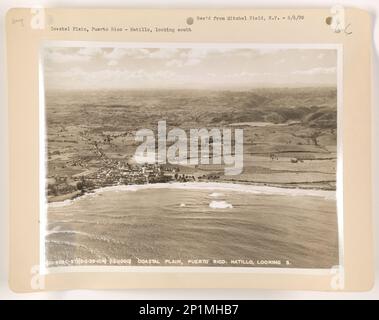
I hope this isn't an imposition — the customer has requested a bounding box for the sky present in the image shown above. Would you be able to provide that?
[43,46,337,90]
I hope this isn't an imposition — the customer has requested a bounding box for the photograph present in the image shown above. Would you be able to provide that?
[42,44,341,271]
[2,1,377,301]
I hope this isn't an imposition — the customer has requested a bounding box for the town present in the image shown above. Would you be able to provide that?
[47,155,199,202]
[45,125,214,202]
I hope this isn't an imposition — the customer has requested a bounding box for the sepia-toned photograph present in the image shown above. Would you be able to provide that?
[42,44,340,270]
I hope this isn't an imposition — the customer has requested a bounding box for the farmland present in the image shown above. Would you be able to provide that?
[45,87,337,202]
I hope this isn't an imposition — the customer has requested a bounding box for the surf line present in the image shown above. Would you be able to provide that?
[134,120,244,175]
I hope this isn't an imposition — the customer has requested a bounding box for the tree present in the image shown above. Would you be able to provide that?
[76,181,84,191]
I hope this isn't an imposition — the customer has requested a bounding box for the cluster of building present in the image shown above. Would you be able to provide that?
[47,158,197,198]
[74,162,177,190]
[47,136,203,199]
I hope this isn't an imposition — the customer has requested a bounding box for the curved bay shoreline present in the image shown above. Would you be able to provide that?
[48,181,336,207]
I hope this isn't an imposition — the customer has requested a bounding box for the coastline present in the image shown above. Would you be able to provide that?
[48,190,82,203]
[48,181,336,207]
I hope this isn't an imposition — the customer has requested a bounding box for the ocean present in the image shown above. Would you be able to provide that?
[44,183,339,270]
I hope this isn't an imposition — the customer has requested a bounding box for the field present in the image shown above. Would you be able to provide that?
[45,87,337,201]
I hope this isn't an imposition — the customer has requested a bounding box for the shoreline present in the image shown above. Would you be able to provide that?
[48,181,336,207]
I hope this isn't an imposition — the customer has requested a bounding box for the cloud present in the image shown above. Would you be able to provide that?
[292,67,336,75]
[103,48,178,63]
[45,67,177,89]
[166,57,201,68]
[256,48,282,55]
[165,59,182,67]
[44,47,338,89]
[77,47,103,57]
[45,47,105,64]
[164,48,216,68]
[104,48,130,61]
[44,49,92,63]
[107,60,118,66]
[227,71,273,79]
[147,48,178,59]
[45,47,264,69]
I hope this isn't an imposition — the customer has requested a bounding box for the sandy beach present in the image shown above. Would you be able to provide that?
[45,182,339,269]
[48,181,336,208]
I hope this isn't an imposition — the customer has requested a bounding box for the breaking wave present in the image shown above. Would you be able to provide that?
[48,182,336,207]
[209,200,233,209]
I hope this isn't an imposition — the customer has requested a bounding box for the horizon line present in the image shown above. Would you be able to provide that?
[45,85,337,92]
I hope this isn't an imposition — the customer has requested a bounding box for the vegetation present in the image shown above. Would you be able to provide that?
[45,87,337,202]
